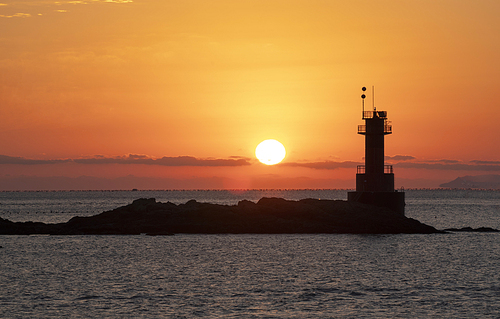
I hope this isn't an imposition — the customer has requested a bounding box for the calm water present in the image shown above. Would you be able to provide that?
[1,189,499,317]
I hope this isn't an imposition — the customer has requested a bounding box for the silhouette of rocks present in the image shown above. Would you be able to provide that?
[0,197,440,235]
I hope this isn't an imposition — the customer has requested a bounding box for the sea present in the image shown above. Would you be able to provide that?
[1,189,499,318]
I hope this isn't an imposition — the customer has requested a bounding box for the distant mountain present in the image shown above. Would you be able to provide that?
[439,175,500,189]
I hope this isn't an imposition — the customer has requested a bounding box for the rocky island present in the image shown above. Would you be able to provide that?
[0,197,440,235]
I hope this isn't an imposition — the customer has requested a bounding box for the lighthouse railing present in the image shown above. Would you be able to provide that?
[356,165,393,174]
[362,110,387,119]
[357,124,392,134]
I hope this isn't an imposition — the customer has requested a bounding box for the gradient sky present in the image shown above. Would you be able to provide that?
[1,0,499,190]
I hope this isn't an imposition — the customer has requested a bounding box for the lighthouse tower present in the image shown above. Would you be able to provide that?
[347,87,405,215]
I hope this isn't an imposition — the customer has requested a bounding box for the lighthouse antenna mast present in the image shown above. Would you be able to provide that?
[372,86,375,111]
[361,86,367,118]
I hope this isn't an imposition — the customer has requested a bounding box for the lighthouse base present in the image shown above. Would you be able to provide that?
[348,191,405,216]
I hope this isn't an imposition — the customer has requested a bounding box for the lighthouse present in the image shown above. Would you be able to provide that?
[347,87,405,215]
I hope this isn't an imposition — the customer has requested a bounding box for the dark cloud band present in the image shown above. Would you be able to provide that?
[0,154,251,167]
[282,161,360,170]
[2,154,499,171]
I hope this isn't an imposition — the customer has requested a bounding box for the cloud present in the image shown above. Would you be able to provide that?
[470,160,500,165]
[427,159,461,164]
[3,153,499,172]
[282,161,360,170]
[0,155,70,165]
[75,154,252,166]
[283,158,500,172]
[155,156,251,167]
[395,162,500,171]
[0,12,31,18]
[385,155,416,161]
[0,0,133,18]
[0,154,251,167]
[58,0,133,4]
[378,156,500,171]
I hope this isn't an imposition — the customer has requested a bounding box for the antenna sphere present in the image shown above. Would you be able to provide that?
[361,94,366,99]
[362,87,367,91]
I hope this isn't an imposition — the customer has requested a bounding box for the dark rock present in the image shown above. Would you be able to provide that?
[0,197,442,235]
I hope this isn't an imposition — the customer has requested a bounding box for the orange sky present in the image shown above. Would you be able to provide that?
[1,0,499,190]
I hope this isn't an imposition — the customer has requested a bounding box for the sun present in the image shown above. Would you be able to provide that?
[255,139,286,165]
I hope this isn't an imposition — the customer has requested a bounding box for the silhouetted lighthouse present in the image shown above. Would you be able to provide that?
[348,87,405,215]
